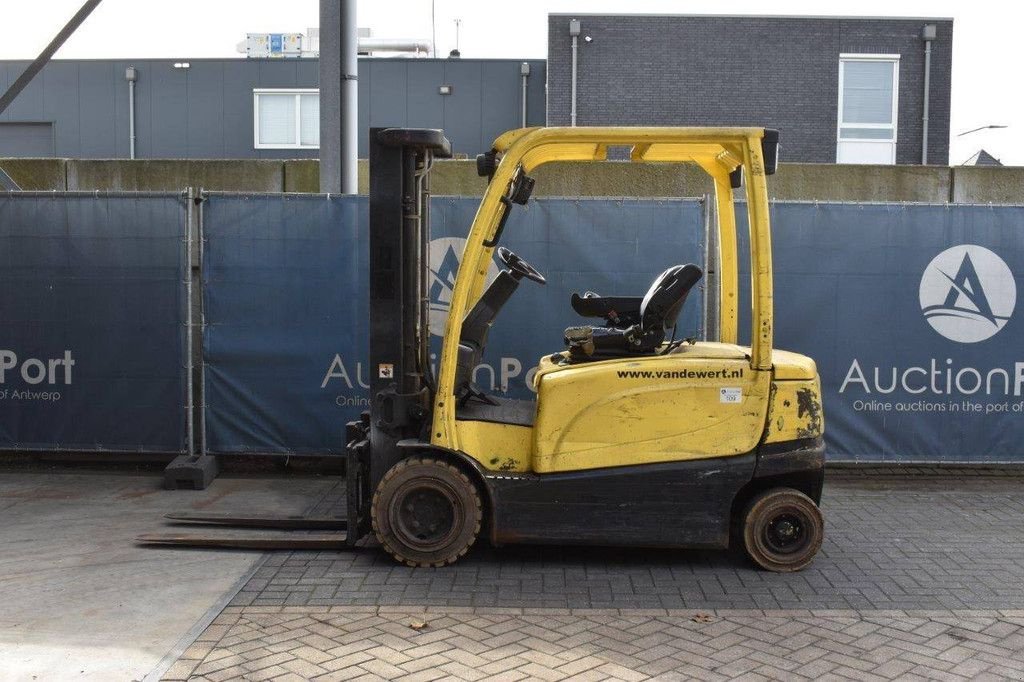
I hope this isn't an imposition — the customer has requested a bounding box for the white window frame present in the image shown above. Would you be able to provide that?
[253,88,320,149]
[836,54,900,164]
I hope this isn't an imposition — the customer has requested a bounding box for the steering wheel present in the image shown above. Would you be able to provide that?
[497,246,547,285]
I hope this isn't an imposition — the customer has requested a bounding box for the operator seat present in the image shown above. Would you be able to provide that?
[564,263,702,360]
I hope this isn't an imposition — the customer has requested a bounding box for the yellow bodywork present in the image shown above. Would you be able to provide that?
[530,344,770,473]
[431,126,819,473]
[454,420,532,473]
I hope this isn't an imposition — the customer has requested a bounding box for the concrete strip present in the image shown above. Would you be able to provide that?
[141,553,269,682]
[66,159,285,192]
[0,158,67,190]
[951,166,1024,204]
[0,471,336,682]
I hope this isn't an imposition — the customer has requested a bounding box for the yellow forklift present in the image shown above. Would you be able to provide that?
[144,126,826,572]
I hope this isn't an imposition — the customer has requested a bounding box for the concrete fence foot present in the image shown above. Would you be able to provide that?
[163,454,220,490]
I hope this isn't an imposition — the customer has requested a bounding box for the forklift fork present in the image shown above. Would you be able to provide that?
[136,417,372,551]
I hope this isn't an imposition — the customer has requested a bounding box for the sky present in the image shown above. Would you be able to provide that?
[1,0,1020,165]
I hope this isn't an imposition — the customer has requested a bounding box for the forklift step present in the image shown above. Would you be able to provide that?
[135,531,351,551]
[164,512,348,530]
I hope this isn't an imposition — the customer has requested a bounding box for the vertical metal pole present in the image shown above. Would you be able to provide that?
[701,194,716,342]
[417,155,433,376]
[198,193,208,455]
[184,188,195,456]
[319,0,339,193]
[340,0,358,194]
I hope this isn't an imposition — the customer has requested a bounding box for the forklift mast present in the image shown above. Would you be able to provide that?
[366,128,452,492]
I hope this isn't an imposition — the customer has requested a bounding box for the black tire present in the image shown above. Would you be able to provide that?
[371,457,482,567]
[742,487,823,572]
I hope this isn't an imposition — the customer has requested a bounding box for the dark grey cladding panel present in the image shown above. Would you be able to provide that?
[0,57,545,160]
[184,61,225,158]
[441,60,484,155]
[368,59,409,129]
[223,60,262,159]
[149,62,189,158]
[0,122,53,156]
[405,61,446,141]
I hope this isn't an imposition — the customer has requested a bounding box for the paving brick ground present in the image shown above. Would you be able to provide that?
[165,607,1024,681]
[163,471,1024,680]
[229,473,1024,611]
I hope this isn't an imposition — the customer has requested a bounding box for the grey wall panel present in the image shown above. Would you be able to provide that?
[78,62,117,158]
[0,61,42,122]
[296,59,319,85]
[0,64,10,107]
[357,65,370,157]
[222,60,260,159]
[43,61,81,157]
[257,59,299,88]
[405,61,445,138]
[442,61,483,154]
[132,62,153,158]
[368,60,408,128]
[0,57,548,160]
[0,122,54,156]
[186,62,226,157]
[527,60,546,125]
[149,63,189,158]
[111,61,131,158]
[480,61,519,150]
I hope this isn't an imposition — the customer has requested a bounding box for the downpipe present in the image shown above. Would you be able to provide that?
[126,66,137,159]
[569,19,580,126]
[128,78,136,159]
[520,62,530,128]
[921,24,935,165]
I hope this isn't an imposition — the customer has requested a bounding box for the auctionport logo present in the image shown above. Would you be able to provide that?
[427,237,498,337]
[919,245,1016,343]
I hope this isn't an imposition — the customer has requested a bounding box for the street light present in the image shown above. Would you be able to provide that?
[957,124,1008,137]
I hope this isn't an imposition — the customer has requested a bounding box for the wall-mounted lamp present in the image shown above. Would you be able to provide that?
[438,84,453,95]
[173,62,190,69]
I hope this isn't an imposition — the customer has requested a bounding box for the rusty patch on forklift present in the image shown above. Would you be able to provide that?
[796,387,822,439]
[489,456,520,472]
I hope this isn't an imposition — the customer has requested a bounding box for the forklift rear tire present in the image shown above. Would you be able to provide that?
[742,487,823,573]
[371,457,483,567]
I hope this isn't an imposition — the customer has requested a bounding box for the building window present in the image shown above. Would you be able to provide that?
[837,55,899,164]
[253,89,319,149]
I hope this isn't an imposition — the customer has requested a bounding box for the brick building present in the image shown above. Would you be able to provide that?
[547,14,953,165]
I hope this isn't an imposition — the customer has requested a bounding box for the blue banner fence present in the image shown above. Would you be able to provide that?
[200,194,707,454]
[739,202,1024,462]
[2,191,1023,463]
[0,192,191,453]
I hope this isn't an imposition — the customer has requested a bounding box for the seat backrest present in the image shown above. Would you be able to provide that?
[640,264,703,332]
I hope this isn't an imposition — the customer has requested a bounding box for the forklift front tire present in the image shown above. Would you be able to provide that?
[742,487,823,573]
[371,457,483,567]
